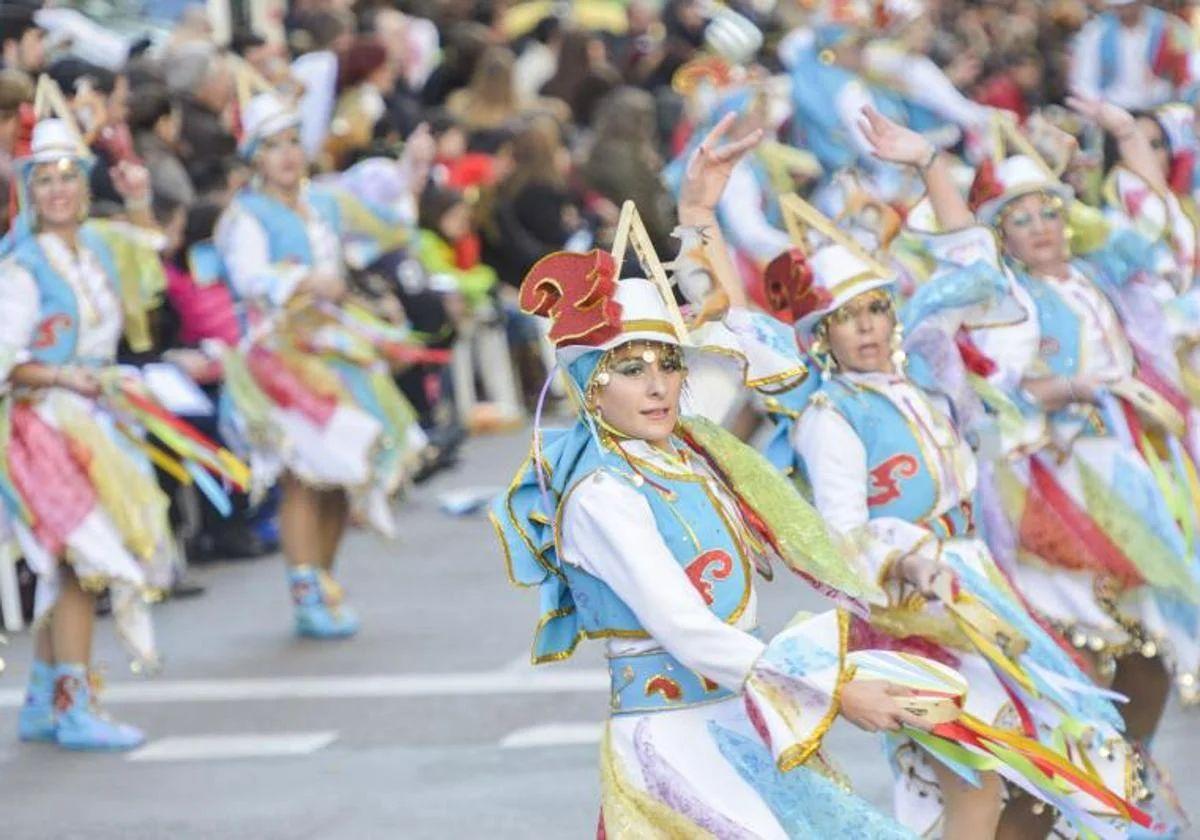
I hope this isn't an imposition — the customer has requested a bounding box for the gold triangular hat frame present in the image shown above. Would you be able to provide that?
[778,192,894,278]
[989,110,1055,177]
[31,74,90,157]
[609,200,691,342]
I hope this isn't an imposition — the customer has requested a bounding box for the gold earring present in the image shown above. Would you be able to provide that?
[809,337,833,380]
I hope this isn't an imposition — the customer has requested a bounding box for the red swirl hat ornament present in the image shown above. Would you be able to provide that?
[967,157,1005,216]
[764,248,830,324]
[518,249,624,349]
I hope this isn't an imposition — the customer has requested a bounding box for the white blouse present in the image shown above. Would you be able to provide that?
[558,437,765,690]
[0,231,123,380]
[215,190,343,308]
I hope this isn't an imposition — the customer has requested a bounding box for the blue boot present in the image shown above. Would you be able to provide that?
[288,566,359,639]
[53,664,145,752]
[17,660,56,742]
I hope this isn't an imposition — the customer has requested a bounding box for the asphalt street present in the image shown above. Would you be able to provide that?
[1,426,1197,838]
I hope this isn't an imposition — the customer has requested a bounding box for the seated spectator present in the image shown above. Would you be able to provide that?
[165,42,237,192]
[480,116,595,288]
[130,83,195,205]
[417,184,497,313]
[0,6,45,76]
[539,28,621,128]
[0,68,33,232]
[323,36,396,171]
[445,45,567,145]
[582,86,675,256]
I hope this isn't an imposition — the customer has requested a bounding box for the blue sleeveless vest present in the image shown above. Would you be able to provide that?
[557,454,753,641]
[13,225,123,365]
[789,53,906,174]
[233,188,342,268]
[1098,8,1166,91]
[818,379,944,527]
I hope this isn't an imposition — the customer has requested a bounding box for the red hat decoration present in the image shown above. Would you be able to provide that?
[967,157,1005,215]
[519,249,623,348]
[764,248,831,323]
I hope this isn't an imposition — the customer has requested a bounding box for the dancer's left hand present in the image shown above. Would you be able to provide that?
[677,112,764,222]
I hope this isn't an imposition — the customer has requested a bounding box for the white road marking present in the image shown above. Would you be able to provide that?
[0,667,607,708]
[500,723,602,749]
[127,731,338,762]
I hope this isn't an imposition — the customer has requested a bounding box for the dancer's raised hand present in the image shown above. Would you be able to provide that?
[858,105,935,168]
[678,112,764,220]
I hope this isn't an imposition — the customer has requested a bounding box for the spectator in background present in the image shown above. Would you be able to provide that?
[0,6,44,76]
[130,83,195,206]
[0,68,32,233]
[323,36,395,171]
[166,42,237,191]
[446,46,569,148]
[360,7,426,138]
[481,116,592,288]
[420,21,490,108]
[582,86,674,256]
[539,28,621,128]
[513,16,562,102]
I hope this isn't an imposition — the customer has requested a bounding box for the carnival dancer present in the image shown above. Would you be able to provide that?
[1070,0,1193,113]
[755,229,1148,838]
[494,116,932,840]
[861,103,1200,768]
[1102,101,1198,291]
[215,92,424,640]
[1,117,177,750]
[1099,100,1200,414]
[496,111,1153,838]
[778,0,987,215]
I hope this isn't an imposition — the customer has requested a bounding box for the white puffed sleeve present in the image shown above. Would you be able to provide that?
[794,400,936,600]
[560,470,765,689]
[0,260,41,384]
[718,161,791,262]
[214,203,307,308]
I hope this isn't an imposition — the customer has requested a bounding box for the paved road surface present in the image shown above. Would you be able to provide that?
[1,427,1197,838]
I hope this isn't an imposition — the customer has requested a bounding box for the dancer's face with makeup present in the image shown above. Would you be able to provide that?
[591,341,685,448]
[823,289,896,374]
[998,191,1067,274]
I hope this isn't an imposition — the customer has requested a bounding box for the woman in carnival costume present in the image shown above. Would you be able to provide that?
[214,92,424,640]
[755,217,1158,837]
[1,116,186,750]
[861,101,1200,790]
[493,113,1148,838]
[493,115,942,839]
[1099,101,1200,409]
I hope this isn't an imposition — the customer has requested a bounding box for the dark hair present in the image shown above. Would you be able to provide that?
[418,184,466,234]
[173,199,224,269]
[185,200,223,250]
[426,108,461,137]
[127,83,174,133]
[531,15,562,45]
[152,193,183,226]
[230,30,267,57]
[0,7,39,46]
[48,58,117,97]
[191,157,233,197]
[1103,110,1165,174]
